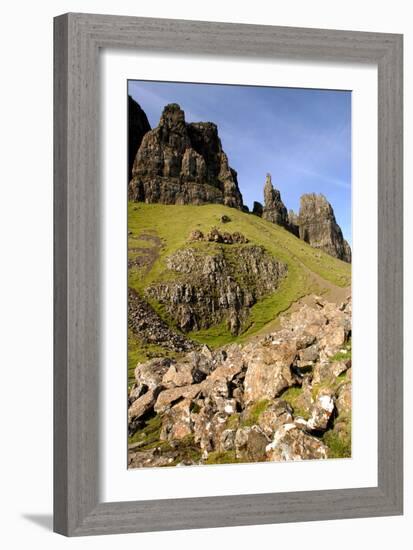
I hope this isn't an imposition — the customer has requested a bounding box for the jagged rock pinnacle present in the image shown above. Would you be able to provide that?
[129,103,244,209]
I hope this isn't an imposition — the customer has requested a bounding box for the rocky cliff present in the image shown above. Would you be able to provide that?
[129,103,243,209]
[298,194,351,263]
[255,175,351,263]
[146,240,287,335]
[128,96,151,183]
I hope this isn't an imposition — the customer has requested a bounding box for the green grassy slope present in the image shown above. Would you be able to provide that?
[128,202,351,349]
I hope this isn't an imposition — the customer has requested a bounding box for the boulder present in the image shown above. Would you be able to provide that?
[257,399,294,437]
[128,390,156,423]
[132,357,172,401]
[234,427,251,458]
[160,399,193,441]
[162,362,194,388]
[307,393,335,431]
[265,424,329,461]
[154,383,203,414]
[246,427,270,461]
[312,359,350,385]
[188,229,204,241]
[243,342,296,403]
[192,406,233,455]
[297,344,319,370]
[205,228,249,244]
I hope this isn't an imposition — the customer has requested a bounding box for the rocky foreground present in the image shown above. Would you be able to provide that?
[128,294,352,468]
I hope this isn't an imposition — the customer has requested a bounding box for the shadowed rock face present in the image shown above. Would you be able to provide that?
[129,103,243,209]
[128,96,151,183]
[262,174,289,226]
[252,201,263,216]
[298,193,351,263]
[287,209,300,237]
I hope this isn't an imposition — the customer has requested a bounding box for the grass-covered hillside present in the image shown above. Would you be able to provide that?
[128,202,351,382]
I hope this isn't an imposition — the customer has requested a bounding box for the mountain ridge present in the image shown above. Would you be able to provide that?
[128,101,351,263]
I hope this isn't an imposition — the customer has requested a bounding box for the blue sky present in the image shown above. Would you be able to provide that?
[128,80,352,244]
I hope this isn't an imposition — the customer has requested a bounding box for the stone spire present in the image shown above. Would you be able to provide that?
[262,174,289,226]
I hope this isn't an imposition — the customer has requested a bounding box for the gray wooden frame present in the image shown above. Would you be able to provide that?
[54,13,403,537]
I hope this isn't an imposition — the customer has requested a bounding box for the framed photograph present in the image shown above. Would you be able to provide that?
[54,13,403,536]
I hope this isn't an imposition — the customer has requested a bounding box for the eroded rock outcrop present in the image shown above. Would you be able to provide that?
[262,174,289,226]
[128,295,352,468]
[188,227,249,245]
[128,96,151,183]
[145,244,287,335]
[129,103,243,208]
[255,176,351,262]
[298,194,351,263]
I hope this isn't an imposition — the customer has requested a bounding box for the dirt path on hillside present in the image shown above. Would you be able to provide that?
[245,276,350,345]
[297,257,351,304]
[251,217,350,297]
[247,218,350,303]
[241,229,351,344]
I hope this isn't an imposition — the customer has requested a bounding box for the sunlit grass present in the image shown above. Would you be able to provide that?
[128,202,350,348]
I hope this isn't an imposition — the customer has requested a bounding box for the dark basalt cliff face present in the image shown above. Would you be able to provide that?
[129,103,243,209]
[128,96,151,183]
[298,193,351,263]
